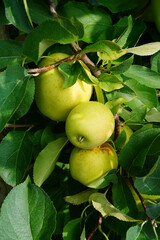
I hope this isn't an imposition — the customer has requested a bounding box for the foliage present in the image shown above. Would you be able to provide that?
[0,0,160,239]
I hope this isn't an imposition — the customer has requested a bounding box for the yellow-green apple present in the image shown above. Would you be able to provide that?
[35,53,93,121]
[69,143,118,186]
[65,101,115,149]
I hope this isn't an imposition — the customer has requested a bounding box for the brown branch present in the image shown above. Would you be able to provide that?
[46,0,58,20]
[87,216,102,240]
[113,113,121,142]
[27,55,76,74]
[5,124,34,128]
[129,178,157,227]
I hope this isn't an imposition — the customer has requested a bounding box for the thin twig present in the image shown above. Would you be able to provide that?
[113,113,121,142]
[87,216,102,240]
[129,178,157,227]
[46,0,58,20]
[27,55,76,74]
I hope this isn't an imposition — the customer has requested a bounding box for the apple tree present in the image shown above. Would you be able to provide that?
[0,0,160,239]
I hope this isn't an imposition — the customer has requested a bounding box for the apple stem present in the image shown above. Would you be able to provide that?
[77,136,84,143]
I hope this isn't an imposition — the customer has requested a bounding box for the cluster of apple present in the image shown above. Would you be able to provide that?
[35,53,118,187]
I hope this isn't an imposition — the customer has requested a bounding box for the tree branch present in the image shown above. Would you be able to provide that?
[27,55,76,74]
[87,216,102,240]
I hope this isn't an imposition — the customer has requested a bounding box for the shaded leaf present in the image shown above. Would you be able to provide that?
[135,158,160,195]
[112,176,138,218]
[33,137,68,187]
[63,218,81,240]
[146,108,160,122]
[4,0,33,32]
[0,130,33,187]
[87,169,118,189]
[0,65,29,132]
[126,225,150,240]
[97,0,140,13]
[11,77,35,120]
[89,193,138,222]
[58,62,82,88]
[0,40,23,69]
[111,56,134,74]
[119,128,160,176]
[0,177,57,240]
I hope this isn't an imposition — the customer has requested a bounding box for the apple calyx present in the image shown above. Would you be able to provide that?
[77,136,84,143]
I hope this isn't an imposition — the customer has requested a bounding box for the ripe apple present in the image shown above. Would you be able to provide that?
[69,143,118,186]
[35,53,93,121]
[65,101,115,149]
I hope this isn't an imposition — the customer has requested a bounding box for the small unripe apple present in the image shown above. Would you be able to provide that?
[35,53,92,121]
[69,143,118,186]
[65,101,115,149]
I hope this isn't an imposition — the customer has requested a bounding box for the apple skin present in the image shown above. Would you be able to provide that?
[35,53,93,121]
[65,101,115,149]
[69,143,118,186]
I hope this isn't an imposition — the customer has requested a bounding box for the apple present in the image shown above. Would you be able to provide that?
[35,53,93,121]
[69,143,118,186]
[65,101,115,149]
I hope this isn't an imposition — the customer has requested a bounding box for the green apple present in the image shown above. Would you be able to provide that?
[65,101,115,149]
[69,143,118,186]
[35,53,93,121]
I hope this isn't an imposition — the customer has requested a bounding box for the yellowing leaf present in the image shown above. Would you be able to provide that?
[89,193,139,222]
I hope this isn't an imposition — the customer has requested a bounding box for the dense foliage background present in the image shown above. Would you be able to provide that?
[0,0,160,239]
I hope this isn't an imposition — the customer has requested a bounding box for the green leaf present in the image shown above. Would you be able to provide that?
[0,177,57,240]
[63,218,81,240]
[146,108,160,122]
[23,20,78,62]
[106,85,136,102]
[128,105,147,123]
[111,56,134,74]
[58,62,82,88]
[61,2,112,43]
[33,137,68,187]
[106,99,127,116]
[99,73,124,92]
[0,130,33,187]
[151,50,160,72]
[127,42,160,56]
[116,15,133,48]
[0,65,29,133]
[124,78,158,109]
[11,77,35,121]
[27,0,53,24]
[126,225,150,240]
[146,203,160,219]
[0,40,23,69]
[4,0,33,32]
[64,189,97,205]
[123,65,160,88]
[119,128,160,176]
[112,176,138,218]
[87,169,118,189]
[81,40,126,61]
[97,0,140,13]
[70,17,84,39]
[89,193,138,222]
[135,158,160,195]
